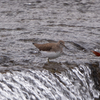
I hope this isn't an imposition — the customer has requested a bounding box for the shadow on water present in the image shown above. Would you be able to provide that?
[87,62,100,91]
[43,62,66,74]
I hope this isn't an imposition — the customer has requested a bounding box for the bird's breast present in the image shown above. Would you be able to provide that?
[41,51,62,59]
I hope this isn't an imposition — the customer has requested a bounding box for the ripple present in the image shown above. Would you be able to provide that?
[0,64,99,99]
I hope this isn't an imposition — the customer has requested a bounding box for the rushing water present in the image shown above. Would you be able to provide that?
[0,0,100,99]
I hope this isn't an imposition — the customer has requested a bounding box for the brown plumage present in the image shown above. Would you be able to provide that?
[33,40,66,52]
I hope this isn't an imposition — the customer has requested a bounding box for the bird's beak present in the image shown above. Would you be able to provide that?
[63,44,68,49]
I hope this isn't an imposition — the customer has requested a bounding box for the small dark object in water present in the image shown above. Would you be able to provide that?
[92,51,100,56]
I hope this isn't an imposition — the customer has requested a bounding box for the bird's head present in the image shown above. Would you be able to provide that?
[58,40,67,49]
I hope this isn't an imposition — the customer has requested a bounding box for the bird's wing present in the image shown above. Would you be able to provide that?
[33,43,54,51]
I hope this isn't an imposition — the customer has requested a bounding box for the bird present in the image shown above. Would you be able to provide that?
[32,40,67,62]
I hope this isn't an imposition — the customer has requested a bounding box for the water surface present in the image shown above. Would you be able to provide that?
[0,0,100,99]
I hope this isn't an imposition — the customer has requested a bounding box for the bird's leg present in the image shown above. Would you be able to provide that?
[48,58,50,63]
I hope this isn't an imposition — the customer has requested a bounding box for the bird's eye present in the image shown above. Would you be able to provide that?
[61,42,63,44]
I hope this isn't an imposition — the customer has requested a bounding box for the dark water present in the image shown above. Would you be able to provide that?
[0,0,100,99]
